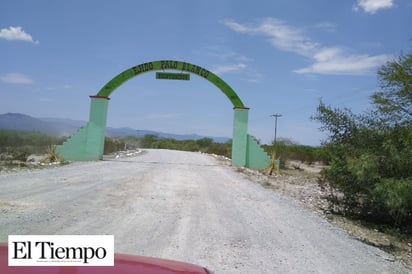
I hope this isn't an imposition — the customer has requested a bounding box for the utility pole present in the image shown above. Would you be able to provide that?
[270,114,282,148]
[268,114,282,176]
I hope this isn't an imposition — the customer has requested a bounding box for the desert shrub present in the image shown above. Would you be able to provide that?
[0,130,65,154]
[206,141,231,157]
[312,50,412,232]
[104,138,126,154]
[12,151,30,162]
[116,135,231,158]
[41,145,63,163]
[262,138,326,167]
[371,179,412,228]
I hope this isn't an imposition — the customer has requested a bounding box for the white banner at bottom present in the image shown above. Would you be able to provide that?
[8,235,114,266]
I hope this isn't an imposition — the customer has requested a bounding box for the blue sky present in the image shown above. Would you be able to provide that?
[1,0,411,146]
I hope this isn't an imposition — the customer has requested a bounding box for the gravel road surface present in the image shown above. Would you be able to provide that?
[0,149,408,273]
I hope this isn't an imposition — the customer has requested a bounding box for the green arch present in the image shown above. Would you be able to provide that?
[96,60,245,108]
[56,60,270,169]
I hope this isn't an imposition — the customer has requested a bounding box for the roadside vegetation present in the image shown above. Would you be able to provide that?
[105,135,232,158]
[0,130,232,171]
[312,50,412,234]
[262,138,327,168]
[0,130,66,170]
[0,130,65,155]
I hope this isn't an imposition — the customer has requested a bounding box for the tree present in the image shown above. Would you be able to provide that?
[196,137,213,148]
[371,52,412,125]
[140,134,158,148]
[312,49,412,230]
[314,102,359,144]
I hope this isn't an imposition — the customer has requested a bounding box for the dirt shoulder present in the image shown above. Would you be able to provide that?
[220,158,412,270]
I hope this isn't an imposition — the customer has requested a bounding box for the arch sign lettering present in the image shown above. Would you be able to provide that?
[56,60,270,170]
[97,60,244,108]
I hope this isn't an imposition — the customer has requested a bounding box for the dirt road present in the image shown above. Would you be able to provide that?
[0,149,408,273]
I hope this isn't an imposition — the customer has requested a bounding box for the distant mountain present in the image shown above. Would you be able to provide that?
[0,113,230,143]
[40,117,86,128]
[0,113,82,136]
[106,127,230,143]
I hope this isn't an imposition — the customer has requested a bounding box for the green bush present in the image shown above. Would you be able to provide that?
[371,179,412,228]
[104,138,126,154]
[312,50,412,232]
[206,141,231,157]
[116,135,232,158]
[0,130,66,155]
[262,138,326,166]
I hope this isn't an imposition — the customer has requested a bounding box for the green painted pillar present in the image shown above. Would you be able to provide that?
[232,107,249,167]
[86,96,110,160]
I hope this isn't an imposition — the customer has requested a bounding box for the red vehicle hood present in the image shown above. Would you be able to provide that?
[0,244,212,274]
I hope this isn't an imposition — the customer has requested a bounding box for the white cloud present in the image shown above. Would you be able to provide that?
[0,73,34,84]
[353,0,394,14]
[224,18,390,75]
[224,18,319,58]
[212,63,247,74]
[0,26,39,44]
[200,44,259,80]
[294,49,391,75]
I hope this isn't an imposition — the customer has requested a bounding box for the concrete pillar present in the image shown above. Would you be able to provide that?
[85,96,110,160]
[232,107,249,167]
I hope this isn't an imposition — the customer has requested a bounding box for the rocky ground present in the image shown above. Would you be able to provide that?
[0,153,61,173]
[221,158,412,270]
[0,150,143,173]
